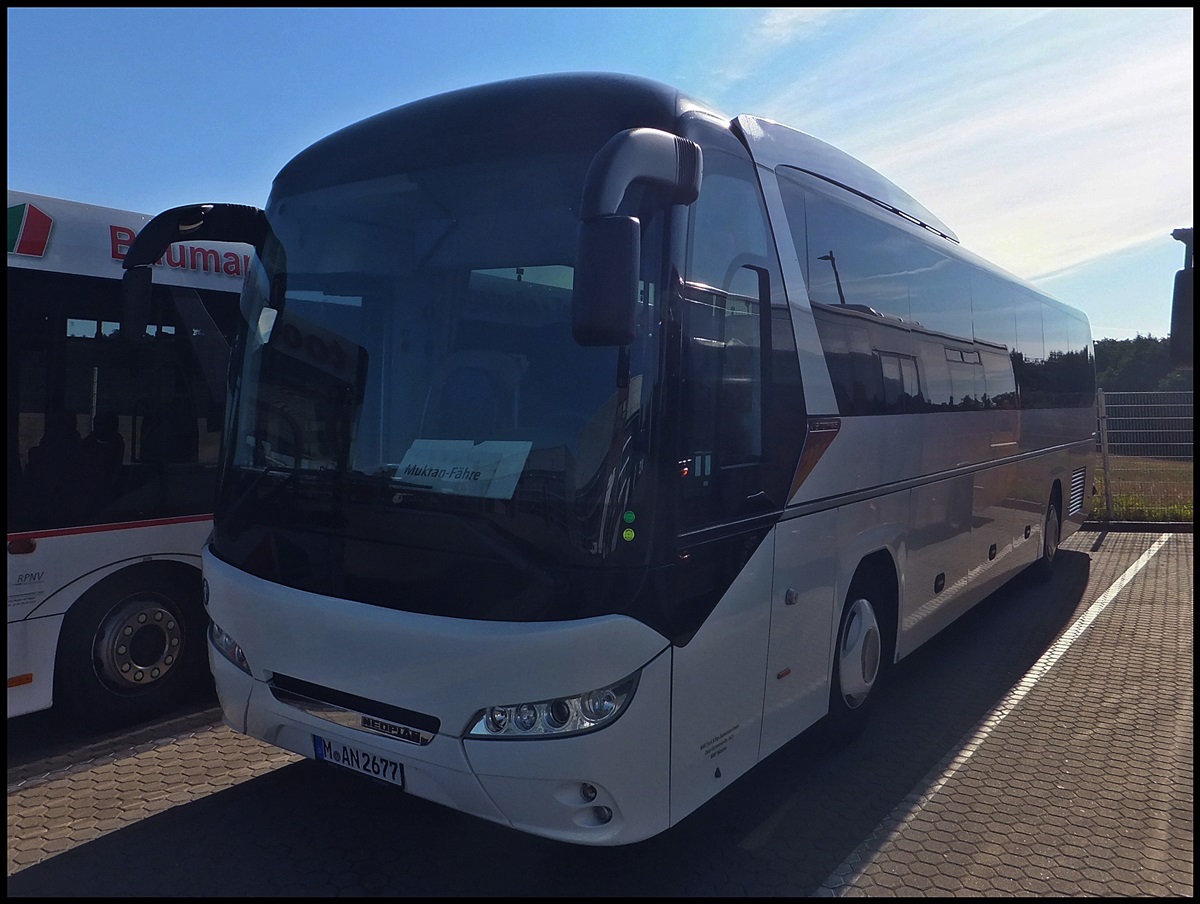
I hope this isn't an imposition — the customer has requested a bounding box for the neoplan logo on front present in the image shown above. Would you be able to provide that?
[360,714,429,745]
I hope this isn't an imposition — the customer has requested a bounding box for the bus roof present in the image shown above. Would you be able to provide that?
[272,72,722,197]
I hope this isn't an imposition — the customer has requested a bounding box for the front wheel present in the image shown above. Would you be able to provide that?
[54,565,210,729]
[824,591,884,746]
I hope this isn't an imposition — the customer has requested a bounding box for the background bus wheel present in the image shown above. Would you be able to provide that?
[1032,494,1061,582]
[824,590,883,746]
[54,564,210,729]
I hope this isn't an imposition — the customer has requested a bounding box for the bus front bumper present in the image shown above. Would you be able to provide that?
[208,638,673,845]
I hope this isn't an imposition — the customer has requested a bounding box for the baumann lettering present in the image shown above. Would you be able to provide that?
[110,225,249,279]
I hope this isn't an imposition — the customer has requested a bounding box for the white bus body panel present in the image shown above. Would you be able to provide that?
[6,517,211,718]
[462,649,672,843]
[204,548,674,844]
[668,531,774,823]
[903,473,985,653]
[7,618,63,717]
[760,509,838,759]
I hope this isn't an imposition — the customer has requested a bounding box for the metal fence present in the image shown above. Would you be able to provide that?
[1094,390,1194,523]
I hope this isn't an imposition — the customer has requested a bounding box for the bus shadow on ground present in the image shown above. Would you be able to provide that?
[8,553,1089,897]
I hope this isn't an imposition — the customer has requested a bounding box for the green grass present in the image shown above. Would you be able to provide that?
[1090,455,1194,522]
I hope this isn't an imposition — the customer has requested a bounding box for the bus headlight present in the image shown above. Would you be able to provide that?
[467,673,639,739]
[209,621,251,675]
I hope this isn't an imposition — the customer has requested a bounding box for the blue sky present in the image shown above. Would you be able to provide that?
[7,7,1193,340]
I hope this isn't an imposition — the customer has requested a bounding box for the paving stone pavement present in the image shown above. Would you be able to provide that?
[819,530,1192,897]
[7,709,301,874]
[6,530,1192,896]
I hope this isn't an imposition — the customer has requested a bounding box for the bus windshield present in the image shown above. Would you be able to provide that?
[214,150,665,616]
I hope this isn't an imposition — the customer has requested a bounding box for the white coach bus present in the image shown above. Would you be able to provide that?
[122,74,1096,843]
[7,190,245,726]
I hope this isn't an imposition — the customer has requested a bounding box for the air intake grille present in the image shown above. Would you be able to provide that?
[1069,467,1087,516]
[271,673,440,736]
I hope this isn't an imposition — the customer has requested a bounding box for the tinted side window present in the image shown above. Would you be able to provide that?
[9,269,235,532]
[906,243,973,344]
[809,305,886,415]
[678,136,782,530]
[681,147,771,466]
[799,184,910,321]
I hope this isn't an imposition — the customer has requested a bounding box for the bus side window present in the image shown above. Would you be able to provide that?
[24,411,84,527]
[881,352,921,413]
[678,136,778,530]
[78,410,125,512]
[133,394,199,464]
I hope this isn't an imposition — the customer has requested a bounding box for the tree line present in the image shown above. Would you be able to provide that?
[1094,335,1193,392]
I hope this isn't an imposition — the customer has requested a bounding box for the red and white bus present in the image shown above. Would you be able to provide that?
[7,190,246,726]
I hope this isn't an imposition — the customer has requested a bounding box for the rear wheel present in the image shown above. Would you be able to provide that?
[54,565,209,729]
[1032,494,1061,581]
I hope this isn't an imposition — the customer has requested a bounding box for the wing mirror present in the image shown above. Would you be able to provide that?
[573,128,702,346]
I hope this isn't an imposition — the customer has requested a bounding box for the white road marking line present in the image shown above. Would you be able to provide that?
[818,533,1173,895]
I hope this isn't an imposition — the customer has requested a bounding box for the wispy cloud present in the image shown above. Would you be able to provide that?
[750,7,850,46]
[864,40,1194,277]
[709,7,858,86]
[730,8,1194,281]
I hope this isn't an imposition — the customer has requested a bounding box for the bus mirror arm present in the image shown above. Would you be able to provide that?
[573,129,703,347]
[121,203,270,270]
[121,266,153,341]
[120,202,271,343]
[578,128,702,220]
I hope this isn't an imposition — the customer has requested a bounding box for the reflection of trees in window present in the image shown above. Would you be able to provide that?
[812,309,882,415]
[815,313,1018,416]
[1019,349,1095,409]
[946,347,982,410]
[775,165,1092,416]
[881,352,921,413]
[981,351,1017,409]
[919,339,952,410]
[1013,305,1095,409]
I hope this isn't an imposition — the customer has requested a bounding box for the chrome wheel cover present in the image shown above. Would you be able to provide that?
[838,597,881,708]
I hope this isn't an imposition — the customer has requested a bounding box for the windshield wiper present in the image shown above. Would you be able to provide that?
[224,464,300,526]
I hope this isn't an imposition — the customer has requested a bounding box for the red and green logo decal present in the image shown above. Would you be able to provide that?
[7,202,54,256]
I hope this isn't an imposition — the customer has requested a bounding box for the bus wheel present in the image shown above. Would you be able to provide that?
[55,565,209,729]
[1032,495,1061,582]
[824,591,883,746]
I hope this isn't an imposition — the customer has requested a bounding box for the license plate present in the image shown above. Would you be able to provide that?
[312,734,405,788]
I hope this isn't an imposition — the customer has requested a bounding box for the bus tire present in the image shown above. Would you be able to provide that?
[1032,493,1061,582]
[824,582,885,746]
[54,563,210,729]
